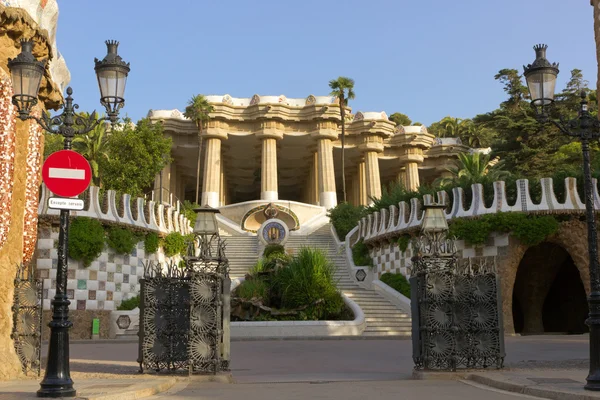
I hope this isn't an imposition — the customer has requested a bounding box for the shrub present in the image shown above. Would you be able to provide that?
[352,240,372,267]
[273,247,337,311]
[448,212,560,247]
[117,295,140,310]
[144,232,159,254]
[236,279,268,301]
[380,272,411,298]
[69,217,105,267]
[106,226,139,255]
[163,232,187,257]
[263,244,285,258]
[327,202,366,239]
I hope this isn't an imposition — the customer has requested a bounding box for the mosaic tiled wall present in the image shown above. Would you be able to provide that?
[370,232,510,278]
[36,225,158,311]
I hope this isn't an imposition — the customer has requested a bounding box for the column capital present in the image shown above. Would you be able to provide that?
[311,130,338,141]
[397,147,424,165]
[202,127,228,140]
[255,130,284,140]
[357,142,384,153]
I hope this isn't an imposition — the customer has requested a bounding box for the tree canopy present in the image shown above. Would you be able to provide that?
[427,67,597,179]
[99,118,172,197]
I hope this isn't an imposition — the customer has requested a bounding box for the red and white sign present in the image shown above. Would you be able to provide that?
[42,150,91,198]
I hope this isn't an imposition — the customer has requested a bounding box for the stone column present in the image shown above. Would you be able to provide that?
[405,162,420,191]
[364,151,382,202]
[359,160,367,206]
[312,152,320,205]
[201,137,222,207]
[317,138,337,209]
[260,137,278,201]
[220,160,226,206]
[397,167,406,187]
[169,163,177,204]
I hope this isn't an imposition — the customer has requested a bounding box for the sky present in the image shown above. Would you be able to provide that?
[55,0,596,127]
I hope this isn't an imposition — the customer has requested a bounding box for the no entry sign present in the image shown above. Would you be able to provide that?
[42,150,92,198]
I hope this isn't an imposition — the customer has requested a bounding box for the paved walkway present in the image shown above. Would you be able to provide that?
[2,335,598,399]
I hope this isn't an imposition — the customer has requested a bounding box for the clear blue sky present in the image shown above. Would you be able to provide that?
[55,0,595,126]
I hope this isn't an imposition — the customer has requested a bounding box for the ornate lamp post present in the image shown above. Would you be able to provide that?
[192,205,221,259]
[524,44,600,391]
[8,39,130,398]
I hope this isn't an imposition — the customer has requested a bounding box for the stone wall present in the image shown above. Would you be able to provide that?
[42,310,111,340]
[35,223,159,311]
[350,177,599,335]
[0,0,69,381]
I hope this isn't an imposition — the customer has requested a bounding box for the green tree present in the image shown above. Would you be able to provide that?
[72,114,109,186]
[101,118,172,197]
[183,94,214,204]
[43,131,64,158]
[494,68,528,111]
[389,112,411,127]
[329,76,355,203]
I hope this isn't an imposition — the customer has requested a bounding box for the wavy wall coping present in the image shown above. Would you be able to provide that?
[357,177,598,244]
[38,184,192,235]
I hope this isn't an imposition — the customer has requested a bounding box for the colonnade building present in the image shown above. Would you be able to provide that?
[148,94,469,232]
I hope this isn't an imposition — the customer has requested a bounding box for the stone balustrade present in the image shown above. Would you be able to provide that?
[38,184,192,235]
[355,177,597,244]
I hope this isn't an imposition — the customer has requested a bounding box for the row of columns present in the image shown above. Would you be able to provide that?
[174,132,423,209]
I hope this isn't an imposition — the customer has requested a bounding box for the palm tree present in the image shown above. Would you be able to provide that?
[441,116,464,137]
[329,76,355,203]
[183,94,214,204]
[72,114,109,186]
[436,152,510,187]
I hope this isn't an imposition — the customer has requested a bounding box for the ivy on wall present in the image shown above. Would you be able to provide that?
[448,212,560,247]
[68,216,163,267]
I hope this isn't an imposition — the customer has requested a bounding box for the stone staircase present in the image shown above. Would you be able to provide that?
[285,225,412,337]
[223,235,259,278]
[221,224,411,337]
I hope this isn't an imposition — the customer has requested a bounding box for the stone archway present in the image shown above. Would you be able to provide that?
[512,242,588,334]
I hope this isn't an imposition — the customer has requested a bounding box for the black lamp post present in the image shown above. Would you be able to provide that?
[524,44,600,391]
[8,39,130,398]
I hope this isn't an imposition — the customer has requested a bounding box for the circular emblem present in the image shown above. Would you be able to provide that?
[257,218,289,246]
[262,221,286,244]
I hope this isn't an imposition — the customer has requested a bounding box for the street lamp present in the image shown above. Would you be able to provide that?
[192,205,221,259]
[417,203,453,257]
[524,44,600,391]
[8,39,130,398]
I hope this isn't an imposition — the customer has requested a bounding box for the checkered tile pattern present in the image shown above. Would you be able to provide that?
[369,233,510,279]
[36,225,158,311]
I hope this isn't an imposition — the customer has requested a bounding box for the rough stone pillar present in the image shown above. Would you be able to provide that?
[260,137,278,201]
[405,162,420,191]
[351,169,360,206]
[0,117,31,380]
[359,160,367,206]
[201,137,222,207]
[317,138,337,209]
[365,151,382,202]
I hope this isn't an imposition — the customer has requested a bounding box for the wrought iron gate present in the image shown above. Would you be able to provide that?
[138,255,230,374]
[11,263,43,375]
[411,255,505,371]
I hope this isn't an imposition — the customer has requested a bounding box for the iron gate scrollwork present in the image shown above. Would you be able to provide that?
[138,235,230,374]
[411,233,504,371]
[12,263,43,375]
